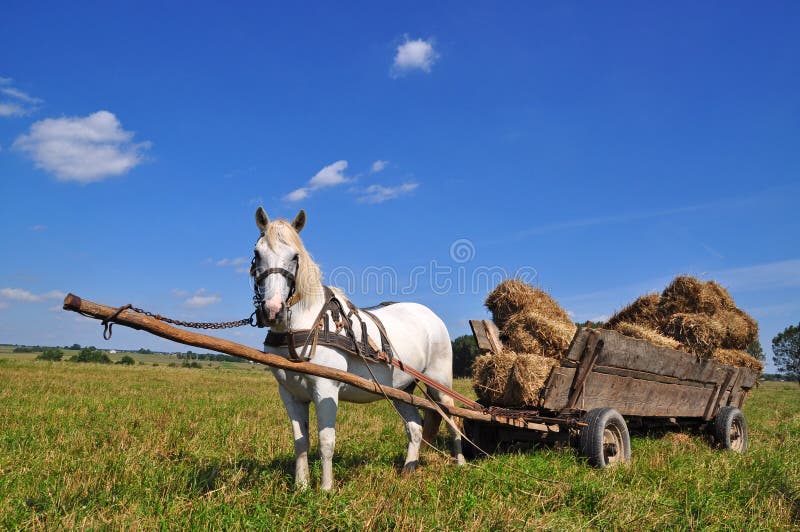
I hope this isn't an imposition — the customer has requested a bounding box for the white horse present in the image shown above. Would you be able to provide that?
[253,207,464,490]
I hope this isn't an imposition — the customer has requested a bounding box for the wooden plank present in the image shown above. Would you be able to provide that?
[725,369,744,407]
[591,329,731,385]
[565,331,603,410]
[591,365,711,388]
[566,327,591,362]
[541,366,577,411]
[702,383,723,420]
[572,372,715,417]
[483,320,504,354]
[470,320,493,352]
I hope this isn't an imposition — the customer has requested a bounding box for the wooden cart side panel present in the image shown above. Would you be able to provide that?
[565,327,591,362]
[591,329,731,384]
[545,370,715,417]
[541,366,577,410]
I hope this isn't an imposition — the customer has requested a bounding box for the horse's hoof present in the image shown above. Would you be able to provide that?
[401,461,418,476]
[455,455,467,466]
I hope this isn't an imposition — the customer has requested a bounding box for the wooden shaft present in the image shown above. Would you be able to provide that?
[62,293,492,423]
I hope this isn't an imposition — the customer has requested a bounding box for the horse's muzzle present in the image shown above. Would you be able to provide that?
[259,299,286,327]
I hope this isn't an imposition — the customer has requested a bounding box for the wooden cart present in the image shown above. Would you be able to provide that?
[466,320,759,466]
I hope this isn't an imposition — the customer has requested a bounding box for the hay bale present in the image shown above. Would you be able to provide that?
[471,352,517,405]
[501,311,577,358]
[504,354,558,407]
[471,351,556,407]
[711,348,764,372]
[659,276,735,316]
[613,321,682,350]
[714,308,759,349]
[662,313,726,357]
[607,293,662,329]
[485,279,570,329]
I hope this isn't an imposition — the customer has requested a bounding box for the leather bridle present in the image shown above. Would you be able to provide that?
[251,253,300,327]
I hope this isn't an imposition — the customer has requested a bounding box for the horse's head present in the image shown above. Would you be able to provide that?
[252,206,318,326]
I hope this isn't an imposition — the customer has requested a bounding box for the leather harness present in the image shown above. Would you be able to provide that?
[264,286,395,363]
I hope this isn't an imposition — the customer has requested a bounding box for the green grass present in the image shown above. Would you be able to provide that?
[1,356,798,529]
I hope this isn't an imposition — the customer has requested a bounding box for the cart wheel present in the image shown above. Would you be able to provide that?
[462,418,498,460]
[579,408,631,468]
[712,406,748,453]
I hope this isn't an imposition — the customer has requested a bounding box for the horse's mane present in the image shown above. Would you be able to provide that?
[263,219,323,308]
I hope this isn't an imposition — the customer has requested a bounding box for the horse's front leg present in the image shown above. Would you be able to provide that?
[312,384,340,492]
[278,384,310,489]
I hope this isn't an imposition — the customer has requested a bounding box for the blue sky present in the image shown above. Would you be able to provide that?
[1,2,798,371]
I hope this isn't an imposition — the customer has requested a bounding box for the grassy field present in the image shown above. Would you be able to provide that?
[1,353,798,530]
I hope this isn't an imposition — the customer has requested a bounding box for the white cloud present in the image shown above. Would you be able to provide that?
[309,160,349,188]
[13,110,151,183]
[0,301,9,310]
[285,160,351,202]
[216,257,247,267]
[392,37,438,77]
[40,290,66,300]
[1,87,42,104]
[184,288,221,308]
[171,288,188,298]
[30,224,47,231]
[0,288,64,303]
[370,160,389,173]
[0,288,40,302]
[0,102,28,117]
[0,78,42,116]
[185,295,221,308]
[357,182,419,204]
[285,187,310,202]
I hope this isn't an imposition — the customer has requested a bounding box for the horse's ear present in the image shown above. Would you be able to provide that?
[255,207,269,234]
[292,209,306,233]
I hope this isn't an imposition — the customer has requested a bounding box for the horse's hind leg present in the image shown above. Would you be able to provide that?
[426,389,466,465]
[393,384,424,475]
[278,385,310,489]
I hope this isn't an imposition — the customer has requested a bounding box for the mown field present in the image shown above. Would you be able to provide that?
[1,352,798,529]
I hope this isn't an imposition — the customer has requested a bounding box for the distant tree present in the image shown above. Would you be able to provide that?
[452,335,481,377]
[576,320,604,329]
[137,348,152,354]
[70,347,111,364]
[116,355,135,365]
[746,339,765,361]
[13,346,40,353]
[772,323,800,385]
[69,343,81,350]
[37,348,63,361]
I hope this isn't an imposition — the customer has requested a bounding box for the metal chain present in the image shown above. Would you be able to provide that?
[128,306,255,329]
